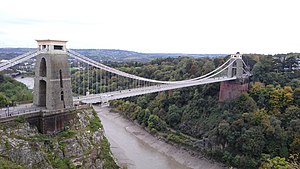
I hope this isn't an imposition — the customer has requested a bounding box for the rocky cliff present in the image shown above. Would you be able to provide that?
[0,108,118,169]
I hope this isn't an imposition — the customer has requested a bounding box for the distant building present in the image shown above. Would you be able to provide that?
[296,59,300,70]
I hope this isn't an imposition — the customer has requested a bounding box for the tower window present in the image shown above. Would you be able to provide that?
[61,91,64,101]
[59,69,63,88]
[54,45,63,50]
[40,58,47,77]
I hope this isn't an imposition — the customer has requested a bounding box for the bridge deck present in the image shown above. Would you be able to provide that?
[74,76,238,104]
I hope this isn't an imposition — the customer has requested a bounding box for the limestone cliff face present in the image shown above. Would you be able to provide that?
[0,108,118,169]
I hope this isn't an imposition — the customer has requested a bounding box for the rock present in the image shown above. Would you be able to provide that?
[0,108,118,168]
[96,159,103,169]
[63,138,84,158]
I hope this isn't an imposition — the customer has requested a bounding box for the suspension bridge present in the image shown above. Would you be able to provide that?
[0,40,251,118]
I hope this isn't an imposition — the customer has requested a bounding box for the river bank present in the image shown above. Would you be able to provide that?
[94,105,225,169]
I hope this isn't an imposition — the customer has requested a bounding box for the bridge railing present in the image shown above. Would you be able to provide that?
[0,104,92,123]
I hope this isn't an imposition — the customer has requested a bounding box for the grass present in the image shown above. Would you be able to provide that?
[0,157,24,169]
[15,116,26,123]
[56,130,76,140]
[52,157,76,169]
[100,137,119,169]
[88,110,103,132]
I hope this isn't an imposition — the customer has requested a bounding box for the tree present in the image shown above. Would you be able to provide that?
[290,136,300,154]
[135,106,144,124]
[166,104,181,128]
[0,74,4,83]
[148,114,166,131]
[293,87,300,106]
[0,92,10,107]
[137,96,148,109]
[259,156,290,169]
[238,126,266,156]
[252,55,273,83]
[237,93,257,113]
[281,86,294,111]
[259,155,300,169]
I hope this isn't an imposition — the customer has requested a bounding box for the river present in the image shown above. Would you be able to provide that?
[14,76,34,89]
[94,106,224,169]
[15,77,224,169]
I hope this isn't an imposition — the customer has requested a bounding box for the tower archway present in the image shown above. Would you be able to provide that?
[40,58,47,77]
[39,80,46,107]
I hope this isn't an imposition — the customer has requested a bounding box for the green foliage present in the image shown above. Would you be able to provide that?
[293,87,300,105]
[166,104,181,128]
[88,110,103,132]
[100,137,118,169]
[57,130,76,140]
[109,54,300,169]
[0,92,10,107]
[259,155,300,169]
[0,74,33,108]
[147,114,166,131]
[166,133,185,144]
[4,139,11,149]
[0,157,24,169]
[15,116,26,123]
[252,53,300,86]
[52,157,74,169]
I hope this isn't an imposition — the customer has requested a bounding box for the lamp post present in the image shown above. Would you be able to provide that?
[7,105,10,116]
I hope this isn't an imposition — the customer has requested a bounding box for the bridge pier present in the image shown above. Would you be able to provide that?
[219,80,248,102]
[27,111,77,134]
[219,52,249,102]
[0,105,91,134]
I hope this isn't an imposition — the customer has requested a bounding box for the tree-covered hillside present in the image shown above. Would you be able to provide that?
[0,74,33,107]
[105,53,300,169]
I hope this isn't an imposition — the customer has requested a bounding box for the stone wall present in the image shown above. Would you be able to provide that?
[219,80,249,102]
[33,53,73,110]
[0,105,91,134]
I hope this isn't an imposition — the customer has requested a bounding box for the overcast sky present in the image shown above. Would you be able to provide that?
[0,0,299,54]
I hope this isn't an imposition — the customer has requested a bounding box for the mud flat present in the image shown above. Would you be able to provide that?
[94,105,225,169]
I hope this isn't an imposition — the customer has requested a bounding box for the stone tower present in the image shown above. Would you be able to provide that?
[219,52,248,102]
[227,52,244,78]
[227,52,243,78]
[33,40,73,110]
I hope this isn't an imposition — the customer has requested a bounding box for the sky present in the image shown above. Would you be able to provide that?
[0,0,299,54]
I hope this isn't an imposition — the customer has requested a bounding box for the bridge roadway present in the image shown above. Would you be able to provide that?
[74,76,237,104]
[0,103,45,118]
[0,76,238,119]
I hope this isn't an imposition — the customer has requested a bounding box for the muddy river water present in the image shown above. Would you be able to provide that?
[94,106,224,169]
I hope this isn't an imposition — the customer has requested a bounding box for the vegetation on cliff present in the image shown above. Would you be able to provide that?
[0,108,118,169]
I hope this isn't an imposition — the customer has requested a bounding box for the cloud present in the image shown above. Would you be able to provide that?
[0,0,300,53]
[0,17,97,26]
[0,31,6,35]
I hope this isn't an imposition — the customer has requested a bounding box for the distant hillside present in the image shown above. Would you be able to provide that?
[0,48,227,62]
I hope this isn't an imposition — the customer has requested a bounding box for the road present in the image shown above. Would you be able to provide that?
[75,76,237,104]
[0,103,44,118]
